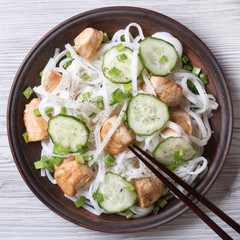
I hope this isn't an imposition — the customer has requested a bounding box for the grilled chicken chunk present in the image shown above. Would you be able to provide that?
[74,28,103,60]
[54,156,94,197]
[23,98,48,142]
[142,76,183,107]
[161,109,192,136]
[133,176,163,208]
[43,70,62,92]
[100,115,135,155]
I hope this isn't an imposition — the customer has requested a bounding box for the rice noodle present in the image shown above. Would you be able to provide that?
[33,22,218,219]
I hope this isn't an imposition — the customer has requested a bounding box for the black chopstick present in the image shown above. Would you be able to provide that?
[132,144,240,234]
[129,145,240,239]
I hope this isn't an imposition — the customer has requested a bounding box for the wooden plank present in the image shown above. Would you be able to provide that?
[0,0,240,239]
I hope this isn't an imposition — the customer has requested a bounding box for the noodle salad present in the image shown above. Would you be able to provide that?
[22,23,218,218]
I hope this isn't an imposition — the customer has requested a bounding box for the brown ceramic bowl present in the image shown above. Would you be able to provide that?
[7,7,233,233]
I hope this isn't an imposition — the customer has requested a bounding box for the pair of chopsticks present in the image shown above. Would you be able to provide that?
[128,144,240,240]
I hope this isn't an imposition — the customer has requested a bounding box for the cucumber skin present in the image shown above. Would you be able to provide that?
[47,114,90,153]
[97,171,137,213]
[126,93,170,136]
[139,37,179,77]
[152,137,197,166]
[101,46,144,84]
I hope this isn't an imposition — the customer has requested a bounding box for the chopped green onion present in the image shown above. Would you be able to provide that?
[39,71,43,77]
[126,92,132,98]
[200,73,208,84]
[66,51,71,58]
[61,107,67,115]
[192,67,201,76]
[110,88,126,106]
[207,158,211,165]
[117,53,127,61]
[124,209,134,219]
[41,155,48,162]
[33,108,41,116]
[179,147,184,157]
[75,154,85,164]
[104,154,116,167]
[126,184,135,192]
[53,143,64,156]
[92,96,104,110]
[96,193,104,203]
[181,55,189,64]
[45,108,54,114]
[123,83,132,92]
[174,151,184,164]
[92,96,103,103]
[63,60,73,69]
[153,205,160,215]
[162,184,167,190]
[45,161,54,173]
[92,192,97,199]
[160,55,166,62]
[22,132,28,143]
[79,146,89,155]
[167,164,178,171]
[96,100,104,110]
[74,196,86,208]
[183,64,193,71]
[82,73,90,80]
[88,112,96,118]
[174,151,180,161]
[23,86,33,99]
[86,155,94,161]
[157,199,168,208]
[92,192,104,203]
[64,145,71,155]
[187,80,199,95]
[77,145,89,155]
[120,35,125,42]
[50,156,63,166]
[123,113,127,121]
[115,43,125,52]
[34,160,45,169]
[108,67,122,78]
[134,141,142,146]
[82,92,90,101]
[102,32,110,43]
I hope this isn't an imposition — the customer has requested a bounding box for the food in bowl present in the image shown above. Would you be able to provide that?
[22,23,218,218]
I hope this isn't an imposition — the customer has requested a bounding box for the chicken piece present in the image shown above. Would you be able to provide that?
[161,109,192,136]
[43,70,62,92]
[100,115,135,155]
[23,98,48,142]
[133,176,163,208]
[74,28,103,60]
[54,156,94,196]
[142,76,183,107]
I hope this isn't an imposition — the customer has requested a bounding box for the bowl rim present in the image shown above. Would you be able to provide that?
[7,6,233,233]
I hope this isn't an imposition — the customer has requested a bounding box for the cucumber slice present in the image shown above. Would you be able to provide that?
[126,94,169,136]
[102,46,144,84]
[153,137,197,166]
[97,172,137,213]
[139,37,179,76]
[47,114,90,153]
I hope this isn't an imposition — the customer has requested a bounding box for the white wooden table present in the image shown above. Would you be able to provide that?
[1,1,240,239]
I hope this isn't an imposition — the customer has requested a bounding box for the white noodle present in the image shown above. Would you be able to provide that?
[34,23,217,219]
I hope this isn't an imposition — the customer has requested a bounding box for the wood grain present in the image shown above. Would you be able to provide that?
[1,0,240,239]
